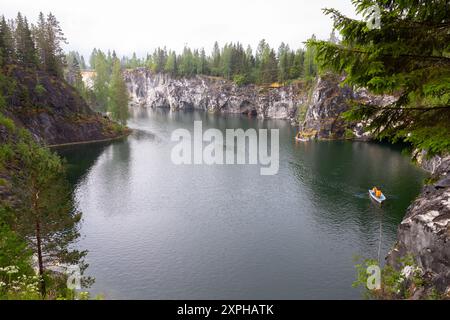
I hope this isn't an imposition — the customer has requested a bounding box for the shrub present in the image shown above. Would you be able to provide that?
[233,74,249,87]
[345,128,355,140]
[34,84,46,96]
[0,114,16,132]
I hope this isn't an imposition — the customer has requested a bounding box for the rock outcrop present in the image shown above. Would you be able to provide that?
[300,74,395,140]
[123,68,305,122]
[2,65,125,146]
[123,69,394,140]
[387,153,450,298]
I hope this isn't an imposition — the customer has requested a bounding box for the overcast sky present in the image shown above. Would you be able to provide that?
[2,0,358,59]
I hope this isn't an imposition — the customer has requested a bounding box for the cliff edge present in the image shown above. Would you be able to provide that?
[1,65,126,146]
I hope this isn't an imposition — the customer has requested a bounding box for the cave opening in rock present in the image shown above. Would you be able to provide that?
[242,109,258,117]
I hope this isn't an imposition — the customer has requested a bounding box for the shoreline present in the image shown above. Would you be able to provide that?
[47,131,132,148]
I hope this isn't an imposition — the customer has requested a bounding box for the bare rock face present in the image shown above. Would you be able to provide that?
[300,74,396,140]
[387,153,450,298]
[123,68,305,122]
[123,69,394,140]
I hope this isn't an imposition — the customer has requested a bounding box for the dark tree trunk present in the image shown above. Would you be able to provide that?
[33,189,46,298]
[35,218,46,298]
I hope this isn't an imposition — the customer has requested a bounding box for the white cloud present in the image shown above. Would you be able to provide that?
[1,0,358,59]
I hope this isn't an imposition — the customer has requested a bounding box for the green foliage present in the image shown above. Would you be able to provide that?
[0,92,5,110]
[92,50,110,112]
[108,59,130,125]
[0,113,93,298]
[119,39,314,85]
[0,113,15,132]
[303,35,318,79]
[34,83,46,96]
[65,51,86,97]
[14,13,38,67]
[297,103,308,125]
[344,128,355,140]
[0,16,15,66]
[310,0,450,155]
[0,12,67,77]
[0,267,41,300]
[353,254,436,300]
[232,74,249,87]
[0,209,33,274]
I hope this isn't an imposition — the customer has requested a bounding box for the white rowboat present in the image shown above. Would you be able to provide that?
[369,189,386,204]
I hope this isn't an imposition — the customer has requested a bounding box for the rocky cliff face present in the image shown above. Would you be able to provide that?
[387,153,450,298]
[124,68,305,122]
[1,65,124,146]
[300,74,395,140]
[123,69,393,140]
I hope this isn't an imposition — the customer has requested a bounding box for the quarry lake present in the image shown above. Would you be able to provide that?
[57,108,426,299]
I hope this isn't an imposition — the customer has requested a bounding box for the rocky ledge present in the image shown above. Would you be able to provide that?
[387,153,450,298]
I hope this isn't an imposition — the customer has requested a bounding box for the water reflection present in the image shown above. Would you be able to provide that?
[60,108,426,299]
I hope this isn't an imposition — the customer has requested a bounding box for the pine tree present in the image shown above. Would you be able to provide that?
[109,58,129,125]
[65,51,85,96]
[10,137,90,297]
[89,48,98,70]
[256,40,277,84]
[304,34,318,79]
[44,13,66,76]
[211,41,221,76]
[278,42,291,84]
[33,12,48,70]
[290,49,304,79]
[310,0,450,154]
[164,51,177,75]
[0,16,15,65]
[93,50,110,112]
[14,13,37,66]
[179,46,195,77]
[79,55,87,70]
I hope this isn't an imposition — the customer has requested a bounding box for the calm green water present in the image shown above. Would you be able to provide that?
[57,108,426,299]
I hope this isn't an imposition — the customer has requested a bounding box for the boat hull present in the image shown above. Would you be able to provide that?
[369,190,386,204]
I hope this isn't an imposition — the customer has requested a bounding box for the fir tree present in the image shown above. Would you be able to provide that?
[93,50,110,112]
[310,0,450,154]
[0,16,15,65]
[304,34,318,79]
[108,58,130,125]
[9,135,90,297]
[14,13,37,66]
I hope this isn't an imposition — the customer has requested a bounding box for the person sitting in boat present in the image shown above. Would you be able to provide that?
[372,187,382,198]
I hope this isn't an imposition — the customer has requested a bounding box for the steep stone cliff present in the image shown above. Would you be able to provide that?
[299,74,395,140]
[123,69,394,140]
[123,68,305,122]
[1,65,125,146]
[387,153,450,298]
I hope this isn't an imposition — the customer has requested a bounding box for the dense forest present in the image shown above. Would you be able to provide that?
[87,37,323,86]
[112,36,324,85]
